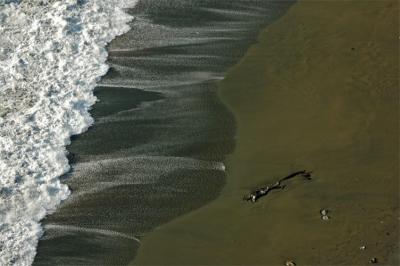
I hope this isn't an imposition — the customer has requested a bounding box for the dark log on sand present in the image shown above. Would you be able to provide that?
[243,170,312,202]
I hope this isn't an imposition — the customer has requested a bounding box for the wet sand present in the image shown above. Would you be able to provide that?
[134,0,399,265]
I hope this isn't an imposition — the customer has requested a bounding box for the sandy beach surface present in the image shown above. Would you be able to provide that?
[134,0,399,265]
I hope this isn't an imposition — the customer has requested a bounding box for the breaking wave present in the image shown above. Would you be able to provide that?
[0,0,137,264]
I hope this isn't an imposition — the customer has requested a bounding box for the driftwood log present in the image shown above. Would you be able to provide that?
[243,170,312,202]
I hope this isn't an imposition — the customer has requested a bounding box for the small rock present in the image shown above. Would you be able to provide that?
[321,215,330,221]
[320,209,329,216]
[359,246,366,250]
[285,261,296,266]
[369,257,378,264]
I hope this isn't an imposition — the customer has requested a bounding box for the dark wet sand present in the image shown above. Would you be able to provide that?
[134,0,399,265]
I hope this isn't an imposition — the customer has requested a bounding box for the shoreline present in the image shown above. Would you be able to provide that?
[134,0,399,264]
[33,1,294,265]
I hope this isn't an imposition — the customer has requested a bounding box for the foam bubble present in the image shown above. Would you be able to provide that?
[0,0,137,264]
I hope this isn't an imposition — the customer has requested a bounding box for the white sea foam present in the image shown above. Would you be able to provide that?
[0,0,137,264]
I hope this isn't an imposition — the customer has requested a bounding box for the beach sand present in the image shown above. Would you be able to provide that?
[134,0,399,265]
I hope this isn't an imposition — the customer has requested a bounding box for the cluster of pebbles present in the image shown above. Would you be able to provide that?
[320,209,330,220]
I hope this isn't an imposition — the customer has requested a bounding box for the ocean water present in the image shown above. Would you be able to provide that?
[0,0,137,265]
[0,0,293,265]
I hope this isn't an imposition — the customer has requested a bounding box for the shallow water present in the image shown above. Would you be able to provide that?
[33,1,293,265]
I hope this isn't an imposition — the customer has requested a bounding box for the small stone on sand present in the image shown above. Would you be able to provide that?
[369,257,378,264]
[320,209,328,216]
[321,215,330,221]
[285,260,296,266]
[360,246,366,250]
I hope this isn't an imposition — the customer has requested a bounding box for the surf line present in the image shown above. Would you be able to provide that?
[44,224,141,243]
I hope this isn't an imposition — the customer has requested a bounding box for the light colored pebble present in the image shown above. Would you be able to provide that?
[285,260,296,266]
[369,257,378,264]
[320,209,328,216]
[321,215,330,221]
